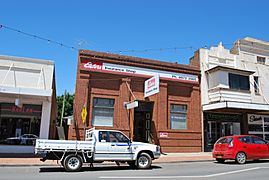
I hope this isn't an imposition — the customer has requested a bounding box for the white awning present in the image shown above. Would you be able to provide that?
[203,101,269,111]
[0,86,52,97]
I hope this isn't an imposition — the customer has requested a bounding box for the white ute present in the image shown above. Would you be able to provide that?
[35,128,161,172]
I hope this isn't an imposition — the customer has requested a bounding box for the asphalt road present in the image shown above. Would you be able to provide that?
[1,160,269,180]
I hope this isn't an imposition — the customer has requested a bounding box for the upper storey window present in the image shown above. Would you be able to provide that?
[257,56,266,65]
[229,73,250,91]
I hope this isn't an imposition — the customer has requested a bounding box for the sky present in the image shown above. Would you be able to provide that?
[1,0,269,95]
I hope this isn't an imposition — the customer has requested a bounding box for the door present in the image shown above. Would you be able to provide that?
[207,121,221,150]
[107,131,133,160]
[252,136,269,159]
[94,131,110,160]
[133,102,153,143]
[238,136,257,159]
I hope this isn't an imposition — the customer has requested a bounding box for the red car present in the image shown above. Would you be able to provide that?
[212,135,269,164]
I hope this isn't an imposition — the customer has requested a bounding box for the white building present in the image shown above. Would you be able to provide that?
[191,37,269,151]
[0,55,57,153]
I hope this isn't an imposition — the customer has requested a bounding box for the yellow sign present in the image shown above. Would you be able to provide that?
[81,107,87,123]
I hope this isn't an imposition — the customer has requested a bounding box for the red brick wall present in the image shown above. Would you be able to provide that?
[70,50,202,152]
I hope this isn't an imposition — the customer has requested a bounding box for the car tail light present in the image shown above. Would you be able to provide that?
[228,140,234,148]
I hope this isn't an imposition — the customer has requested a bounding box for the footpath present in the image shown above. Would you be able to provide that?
[0,152,213,166]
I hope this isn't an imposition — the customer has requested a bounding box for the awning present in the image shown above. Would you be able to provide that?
[203,101,269,111]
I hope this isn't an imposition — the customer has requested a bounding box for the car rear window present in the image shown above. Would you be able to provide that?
[216,137,233,144]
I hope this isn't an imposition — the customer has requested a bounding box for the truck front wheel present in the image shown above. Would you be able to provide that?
[137,153,152,169]
[63,154,83,172]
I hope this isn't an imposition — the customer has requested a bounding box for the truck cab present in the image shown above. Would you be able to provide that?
[91,130,160,161]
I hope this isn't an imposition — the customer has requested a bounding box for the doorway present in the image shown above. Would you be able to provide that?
[133,101,154,143]
[206,121,241,151]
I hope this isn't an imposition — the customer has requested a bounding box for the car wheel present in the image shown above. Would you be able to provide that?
[63,154,83,172]
[137,153,152,169]
[235,152,247,164]
[216,158,225,163]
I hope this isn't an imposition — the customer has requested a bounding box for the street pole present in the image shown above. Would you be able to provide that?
[60,90,66,127]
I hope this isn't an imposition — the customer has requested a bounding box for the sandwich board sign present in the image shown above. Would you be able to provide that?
[144,74,160,98]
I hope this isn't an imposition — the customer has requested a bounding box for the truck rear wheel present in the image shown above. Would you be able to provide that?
[63,154,83,172]
[137,153,152,169]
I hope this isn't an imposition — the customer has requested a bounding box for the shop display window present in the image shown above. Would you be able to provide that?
[0,103,41,145]
[248,115,269,141]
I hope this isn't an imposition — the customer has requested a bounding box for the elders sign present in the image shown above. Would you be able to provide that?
[144,75,160,98]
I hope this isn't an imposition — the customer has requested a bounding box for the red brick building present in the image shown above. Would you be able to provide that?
[70,50,202,152]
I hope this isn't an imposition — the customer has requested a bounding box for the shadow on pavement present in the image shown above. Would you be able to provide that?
[39,165,162,173]
[213,159,269,165]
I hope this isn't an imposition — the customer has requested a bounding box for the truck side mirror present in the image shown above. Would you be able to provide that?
[128,139,132,145]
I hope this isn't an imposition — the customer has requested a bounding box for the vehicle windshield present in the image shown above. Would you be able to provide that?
[216,137,233,144]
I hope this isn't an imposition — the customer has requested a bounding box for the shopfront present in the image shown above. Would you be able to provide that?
[204,112,242,151]
[0,103,42,145]
[71,50,202,152]
[0,55,57,153]
[248,114,269,141]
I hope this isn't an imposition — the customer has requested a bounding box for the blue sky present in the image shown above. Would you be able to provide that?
[1,0,269,95]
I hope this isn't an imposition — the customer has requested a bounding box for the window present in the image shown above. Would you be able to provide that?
[257,56,266,64]
[229,73,250,91]
[254,76,259,94]
[170,104,187,130]
[99,131,108,142]
[92,98,115,127]
[238,136,252,144]
[108,132,129,143]
[216,137,233,144]
[252,137,267,144]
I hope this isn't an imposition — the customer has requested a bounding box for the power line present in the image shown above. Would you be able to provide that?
[0,23,235,55]
[0,24,78,51]
[107,46,195,54]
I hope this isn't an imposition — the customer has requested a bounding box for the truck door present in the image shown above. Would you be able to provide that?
[107,131,133,160]
[94,131,111,160]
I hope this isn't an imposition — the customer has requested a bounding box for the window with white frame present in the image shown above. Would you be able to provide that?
[254,76,259,94]
[257,56,266,64]
[170,104,187,130]
[92,98,115,127]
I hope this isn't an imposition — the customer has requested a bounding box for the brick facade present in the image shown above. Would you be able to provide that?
[70,50,202,152]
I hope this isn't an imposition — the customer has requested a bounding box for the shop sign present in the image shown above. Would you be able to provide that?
[125,101,138,110]
[82,61,198,83]
[248,114,263,123]
[144,75,159,97]
[204,113,241,122]
[0,103,42,117]
[160,132,168,138]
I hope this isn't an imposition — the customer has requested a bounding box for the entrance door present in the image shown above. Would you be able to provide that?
[133,102,153,143]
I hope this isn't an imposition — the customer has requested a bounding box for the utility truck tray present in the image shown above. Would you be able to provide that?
[35,139,94,152]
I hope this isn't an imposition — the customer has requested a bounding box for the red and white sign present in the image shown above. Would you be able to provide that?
[144,75,159,98]
[82,60,198,83]
[83,61,103,70]
[159,132,168,138]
